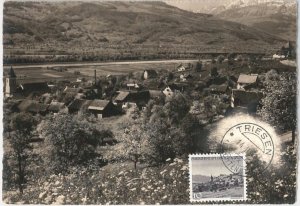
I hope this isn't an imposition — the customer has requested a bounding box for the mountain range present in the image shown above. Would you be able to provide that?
[3,1,289,54]
[168,0,296,41]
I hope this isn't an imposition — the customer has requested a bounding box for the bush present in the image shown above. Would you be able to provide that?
[217,55,225,63]
[40,114,105,173]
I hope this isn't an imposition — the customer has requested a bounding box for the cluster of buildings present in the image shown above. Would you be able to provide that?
[3,67,165,118]
[193,174,243,193]
[4,60,264,119]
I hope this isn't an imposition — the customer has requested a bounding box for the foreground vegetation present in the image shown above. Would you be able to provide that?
[3,144,297,204]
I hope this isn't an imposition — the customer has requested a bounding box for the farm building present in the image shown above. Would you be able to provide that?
[231,89,263,113]
[88,100,120,118]
[16,82,50,97]
[237,74,258,90]
[114,90,153,109]
[114,91,130,104]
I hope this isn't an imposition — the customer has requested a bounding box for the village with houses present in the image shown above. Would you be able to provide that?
[193,173,244,193]
[2,40,297,204]
[2,0,298,204]
[3,41,295,124]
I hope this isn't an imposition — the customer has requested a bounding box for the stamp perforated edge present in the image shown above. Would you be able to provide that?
[188,153,248,203]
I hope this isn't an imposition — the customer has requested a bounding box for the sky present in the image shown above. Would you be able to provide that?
[191,157,241,176]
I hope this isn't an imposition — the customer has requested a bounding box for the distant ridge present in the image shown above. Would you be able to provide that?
[4,1,286,55]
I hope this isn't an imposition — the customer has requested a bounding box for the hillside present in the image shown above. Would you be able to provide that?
[4,1,286,55]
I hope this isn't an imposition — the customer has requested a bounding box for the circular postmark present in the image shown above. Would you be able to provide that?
[220,123,274,175]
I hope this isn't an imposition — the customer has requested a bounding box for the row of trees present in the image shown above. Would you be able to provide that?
[4,52,204,64]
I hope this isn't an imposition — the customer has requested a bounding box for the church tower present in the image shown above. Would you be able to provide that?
[5,66,17,97]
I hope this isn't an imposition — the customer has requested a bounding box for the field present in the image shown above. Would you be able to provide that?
[3,60,199,82]
[3,67,78,83]
[199,187,244,198]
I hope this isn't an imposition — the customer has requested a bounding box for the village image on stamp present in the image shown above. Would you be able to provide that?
[1,0,298,205]
[190,154,246,202]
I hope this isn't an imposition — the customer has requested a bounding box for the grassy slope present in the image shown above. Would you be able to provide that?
[4,1,285,51]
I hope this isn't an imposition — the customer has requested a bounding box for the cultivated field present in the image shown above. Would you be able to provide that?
[200,187,244,198]
[3,60,199,81]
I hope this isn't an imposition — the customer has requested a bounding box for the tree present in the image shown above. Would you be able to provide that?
[227,53,235,60]
[257,72,297,143]
[236,55,243,61]
[195,61,202,72]
[40,114,105,173]
[217,55,225,63]
[9,112,36,193]
[145,121,190,164]
[163,92,191,125]
[117,124,151,169]
[211,66,218,77]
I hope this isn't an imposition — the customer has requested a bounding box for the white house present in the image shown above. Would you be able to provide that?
[163,86,174,97]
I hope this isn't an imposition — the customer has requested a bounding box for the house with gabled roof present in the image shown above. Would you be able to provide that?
[16,82,50,97]
[237,74,258,90]
[114,90,152,110]
[88,99,120,118]
[114,91,130,104]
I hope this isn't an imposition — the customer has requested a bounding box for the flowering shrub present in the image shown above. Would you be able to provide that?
[3,145,296,204]
[3,158,189,204]
[247,144,296,204]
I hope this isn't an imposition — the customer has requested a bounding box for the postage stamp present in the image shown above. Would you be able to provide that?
[189,154,247,202]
